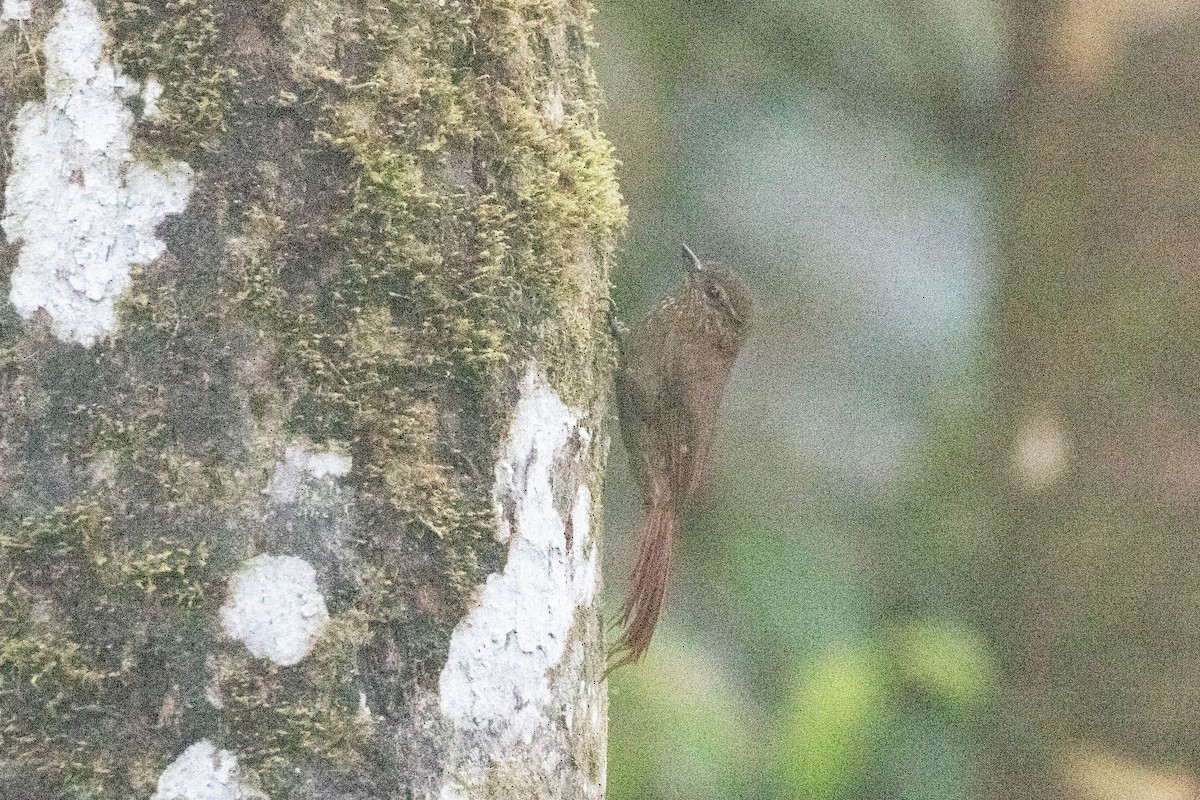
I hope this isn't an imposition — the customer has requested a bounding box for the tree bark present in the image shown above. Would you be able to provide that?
[988,2,1200,797]
[0,0,622,797]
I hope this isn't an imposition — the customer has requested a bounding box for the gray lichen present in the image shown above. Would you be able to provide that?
[0,0,622,795]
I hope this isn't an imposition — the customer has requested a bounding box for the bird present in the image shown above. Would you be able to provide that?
[609,244,752,672]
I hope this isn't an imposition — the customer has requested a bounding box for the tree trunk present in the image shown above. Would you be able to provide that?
[988,2,1200,796]
[0,0,623,797]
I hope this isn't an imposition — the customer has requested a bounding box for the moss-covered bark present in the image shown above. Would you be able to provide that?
[0,0,622,796]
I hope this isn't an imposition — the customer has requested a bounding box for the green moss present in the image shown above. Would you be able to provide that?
[0,493,215,625]
[0,610,112,694]
[0,443,220,793]
[0,606,116,797]
[119,538,211,606]
[226,183,288,324]
[0,498,112,572]
[248,0,625,672]
[0,502,211,795]
[292,0,624,405]
[98,0,236,154]
[214,612,375,791]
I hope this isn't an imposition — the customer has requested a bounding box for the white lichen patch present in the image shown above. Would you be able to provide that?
[1,0,193,346]
[152,740,265,800]
[2,0,30,21]
[570,484,596,606]
[543,86,564,126]
[438,369,600,794]
[264,440,352,504]
[142,76,165,119]
[220,554,329,666]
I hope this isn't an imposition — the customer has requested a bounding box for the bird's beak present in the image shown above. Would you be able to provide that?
[681,244,704,273]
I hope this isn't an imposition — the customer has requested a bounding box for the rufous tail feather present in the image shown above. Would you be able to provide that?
[606,497,674,675]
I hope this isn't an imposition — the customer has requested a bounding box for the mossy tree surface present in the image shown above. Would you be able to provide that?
[0,0,622,797]
[987,4,1200,797]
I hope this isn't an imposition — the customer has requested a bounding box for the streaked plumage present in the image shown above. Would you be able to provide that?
[609,245,752,671]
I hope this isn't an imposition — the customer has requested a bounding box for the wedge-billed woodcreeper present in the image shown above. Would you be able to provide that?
[610,244,752,671]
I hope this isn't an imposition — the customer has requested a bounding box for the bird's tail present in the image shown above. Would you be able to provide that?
[607,497,675,674]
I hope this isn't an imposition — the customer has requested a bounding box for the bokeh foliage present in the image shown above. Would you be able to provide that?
[601,0,1200,796]
[595,1,1003,797]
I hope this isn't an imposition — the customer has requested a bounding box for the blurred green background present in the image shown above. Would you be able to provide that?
[594,1,1200,798]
